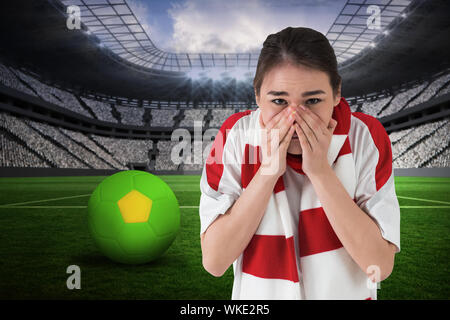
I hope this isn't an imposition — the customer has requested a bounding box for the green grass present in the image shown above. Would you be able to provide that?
[0,175,448,299]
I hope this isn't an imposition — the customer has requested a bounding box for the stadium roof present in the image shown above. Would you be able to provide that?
[326,0,412,64]
[59,0,412,72]
[0,0,448,102]
[340,0,450,96]
[60,0,259,72]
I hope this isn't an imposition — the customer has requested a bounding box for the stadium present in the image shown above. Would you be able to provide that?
[0,0,449,300]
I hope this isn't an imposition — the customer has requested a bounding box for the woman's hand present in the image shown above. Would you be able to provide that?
[259,106,296,178]
[292,105,338,177]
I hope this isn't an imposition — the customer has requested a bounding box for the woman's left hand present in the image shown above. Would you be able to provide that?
[292,105,338,178]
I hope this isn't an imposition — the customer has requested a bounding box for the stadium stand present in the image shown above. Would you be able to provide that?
[360,96,393,118]
[179,109,208,127]
[1,54,450,173]
[155,140,181,171]
[378,83,429,118]
[116,105,146,126]
[0,0,448,176]
[438,82,450,96]
[182,141,213,172]
[13,69,92,118]
[80,97,118,123]
[90,134,152,169]
[392,118,449,168]
[26,119,114,169]
[404,72,450,109]
[0,63,37,97]
[60,128,127,170]
[427,147,450,167]
[150,109,179,127]
[0,130,50,168]
[1,107,449,172]
[209,109,236,128]
[0,112,88,168]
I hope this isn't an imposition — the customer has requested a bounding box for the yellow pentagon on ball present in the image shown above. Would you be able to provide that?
[117,190,152,223]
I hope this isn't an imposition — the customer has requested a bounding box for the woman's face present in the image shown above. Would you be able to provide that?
[255,61,341,155]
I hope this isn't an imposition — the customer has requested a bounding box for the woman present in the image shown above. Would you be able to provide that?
[199,27,400,300]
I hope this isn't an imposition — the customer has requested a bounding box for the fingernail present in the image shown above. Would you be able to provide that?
[300,105,306,111]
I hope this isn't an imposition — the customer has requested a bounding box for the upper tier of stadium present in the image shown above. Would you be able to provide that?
[1,59,449,131]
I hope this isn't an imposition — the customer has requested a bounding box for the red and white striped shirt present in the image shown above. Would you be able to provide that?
[199,97,400,299]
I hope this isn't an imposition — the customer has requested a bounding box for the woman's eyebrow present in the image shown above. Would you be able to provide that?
[302,89,326,97]
[267,90,289,96]
[266,89,326,97]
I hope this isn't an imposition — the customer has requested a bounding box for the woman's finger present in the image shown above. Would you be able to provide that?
[280,124,296,152]
[294,111,318,144]
[294,106,329,137]
[266,109,294,148]
[327,118,337,134]
[265,107,291,131]
[276,110,296,143]
[295,123,312,153]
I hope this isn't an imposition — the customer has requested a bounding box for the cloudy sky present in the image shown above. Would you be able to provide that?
[127,0,346,53]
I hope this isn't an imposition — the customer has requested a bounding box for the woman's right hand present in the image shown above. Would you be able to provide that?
[259,106,296,178]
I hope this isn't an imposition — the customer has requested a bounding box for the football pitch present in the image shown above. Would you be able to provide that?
[0,175,449,300]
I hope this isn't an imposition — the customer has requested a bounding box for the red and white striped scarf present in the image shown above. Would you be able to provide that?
[232,98,376,299]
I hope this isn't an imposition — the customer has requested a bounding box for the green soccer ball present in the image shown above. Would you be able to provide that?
[87,170,180,264]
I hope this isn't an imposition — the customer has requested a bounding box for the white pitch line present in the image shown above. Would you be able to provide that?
[0,205,200,209]
[1,205,450,209]
[0,206,88,209]
[399,206,450,209]
[0,194,91,207]
[397,196,450,205]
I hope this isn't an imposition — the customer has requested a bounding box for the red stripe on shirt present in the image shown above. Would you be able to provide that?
[206,110,253,191]
[241,144,285,193]
[298,207,343,257]
[337,137,352,157]
[243,234,299,282]
[332,97,352,135]
[352,112,392,191]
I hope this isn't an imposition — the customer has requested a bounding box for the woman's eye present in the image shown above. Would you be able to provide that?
[306,98,322,105]
[271,99,287,105]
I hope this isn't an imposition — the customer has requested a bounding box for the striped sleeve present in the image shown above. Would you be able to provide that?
[199,112,249,235]
[352,113,401,252]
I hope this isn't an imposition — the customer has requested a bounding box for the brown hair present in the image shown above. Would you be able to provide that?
[253,27,341,97]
